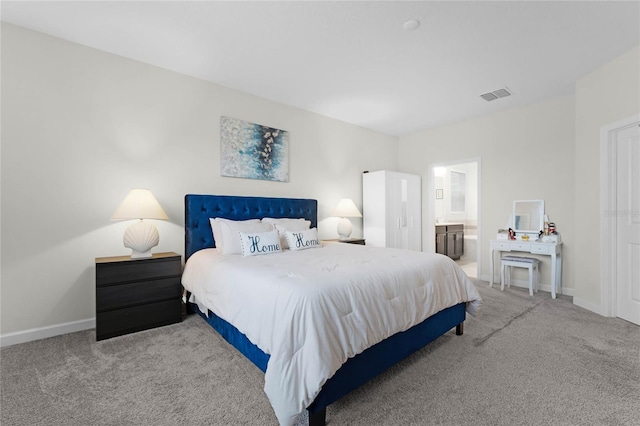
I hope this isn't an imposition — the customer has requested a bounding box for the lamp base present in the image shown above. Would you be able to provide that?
[123,220,159,259]
[337,217,353,239]
[130,250,153,259]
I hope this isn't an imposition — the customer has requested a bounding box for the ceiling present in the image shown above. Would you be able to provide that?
[2,1,639,136]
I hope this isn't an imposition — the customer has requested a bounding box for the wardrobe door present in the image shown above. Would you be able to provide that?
[363,171,388,248]
[393,172,408,250]
[406,173,422,251]
[388,172,421,251]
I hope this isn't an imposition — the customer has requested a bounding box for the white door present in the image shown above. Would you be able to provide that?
[407,174,422,251]
[616,124,640,325]
[385,171,402,249]
[363,171,388,248]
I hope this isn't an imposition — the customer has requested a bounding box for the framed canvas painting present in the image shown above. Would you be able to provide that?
[220,117,289,182]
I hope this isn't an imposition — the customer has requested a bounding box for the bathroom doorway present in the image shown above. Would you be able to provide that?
[430,159,480,278]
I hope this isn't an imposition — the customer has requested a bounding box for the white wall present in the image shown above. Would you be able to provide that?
[573,45,640,312]
[2,23,637,342]
[398,44,640,309]
[0,24,398,340]
[398,96,576,292]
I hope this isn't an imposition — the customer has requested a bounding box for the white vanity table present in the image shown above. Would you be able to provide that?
[491,199,563,299]
[489,240,563,298]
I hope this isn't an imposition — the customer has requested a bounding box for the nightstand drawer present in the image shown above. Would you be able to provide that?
[96,277,181,312]
[96,299,181,341]
[96,257,181,286]
[95,252,182,340]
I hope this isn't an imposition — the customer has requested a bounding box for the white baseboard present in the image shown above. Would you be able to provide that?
[0,295,603,348]
[477,274,575,297]
[483,276,602,315]
[0,318,95,348]
[573,297,605,316]
[479,274,492,282]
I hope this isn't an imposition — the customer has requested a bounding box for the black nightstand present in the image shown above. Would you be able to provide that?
[95,252,182,341]
[322,238,366,245]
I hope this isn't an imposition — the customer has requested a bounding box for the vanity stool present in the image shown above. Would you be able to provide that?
[500,256,539,296]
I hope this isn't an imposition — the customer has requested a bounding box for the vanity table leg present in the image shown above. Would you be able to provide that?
[556,251,563,296]
[551,252,557,299]
[490,247,495,287]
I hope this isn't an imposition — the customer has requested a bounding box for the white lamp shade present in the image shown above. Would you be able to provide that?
[331,199,362,218]
[112,189,169,220]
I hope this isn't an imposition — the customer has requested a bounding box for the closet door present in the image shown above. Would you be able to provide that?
[391,172,421,251]
[394,173,409,250]
[406,173,422,251]
[363,171,388,248]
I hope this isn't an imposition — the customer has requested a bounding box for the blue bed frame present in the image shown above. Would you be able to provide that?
[184,194,466,425]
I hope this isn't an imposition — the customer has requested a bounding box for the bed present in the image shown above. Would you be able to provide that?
[181,194,481,425]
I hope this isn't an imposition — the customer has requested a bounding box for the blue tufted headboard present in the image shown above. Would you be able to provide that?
[184,194,318,260]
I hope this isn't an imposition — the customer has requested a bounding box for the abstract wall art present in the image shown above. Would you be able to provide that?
[220,117,289,182]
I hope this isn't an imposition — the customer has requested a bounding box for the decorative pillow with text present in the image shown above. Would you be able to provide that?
[262,218,312,249]
[285,228,321,251]
[240,230,283,257]
[219,221,273,255]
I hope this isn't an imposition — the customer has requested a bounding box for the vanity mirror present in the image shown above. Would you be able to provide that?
[513,200,544,234]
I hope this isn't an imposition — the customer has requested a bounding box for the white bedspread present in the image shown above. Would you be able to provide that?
[181,243,481,425]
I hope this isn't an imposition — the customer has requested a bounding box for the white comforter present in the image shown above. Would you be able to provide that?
[181,243,481,425]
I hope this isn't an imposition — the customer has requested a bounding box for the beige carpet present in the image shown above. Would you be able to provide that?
[2,280,639,425]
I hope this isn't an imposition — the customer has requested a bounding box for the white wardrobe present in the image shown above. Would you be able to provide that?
[363,170,422,251]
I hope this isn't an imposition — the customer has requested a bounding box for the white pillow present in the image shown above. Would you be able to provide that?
[262,218,311,249]
[240,230,282,257]
[219,221,274,255]
[262,217,310,225]
[285,228,321,251]
[209,218,261,252]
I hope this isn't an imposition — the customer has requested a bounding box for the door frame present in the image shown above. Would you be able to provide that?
[600,114,640,317]
[426,157,482,278]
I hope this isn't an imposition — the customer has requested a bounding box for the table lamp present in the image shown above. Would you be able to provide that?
[332,198,362,239]
[111,189,169,258]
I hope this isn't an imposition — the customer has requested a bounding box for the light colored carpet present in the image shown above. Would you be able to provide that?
[2,280,639,425]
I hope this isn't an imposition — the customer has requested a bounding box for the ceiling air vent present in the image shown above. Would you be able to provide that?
[480,87,511,102]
